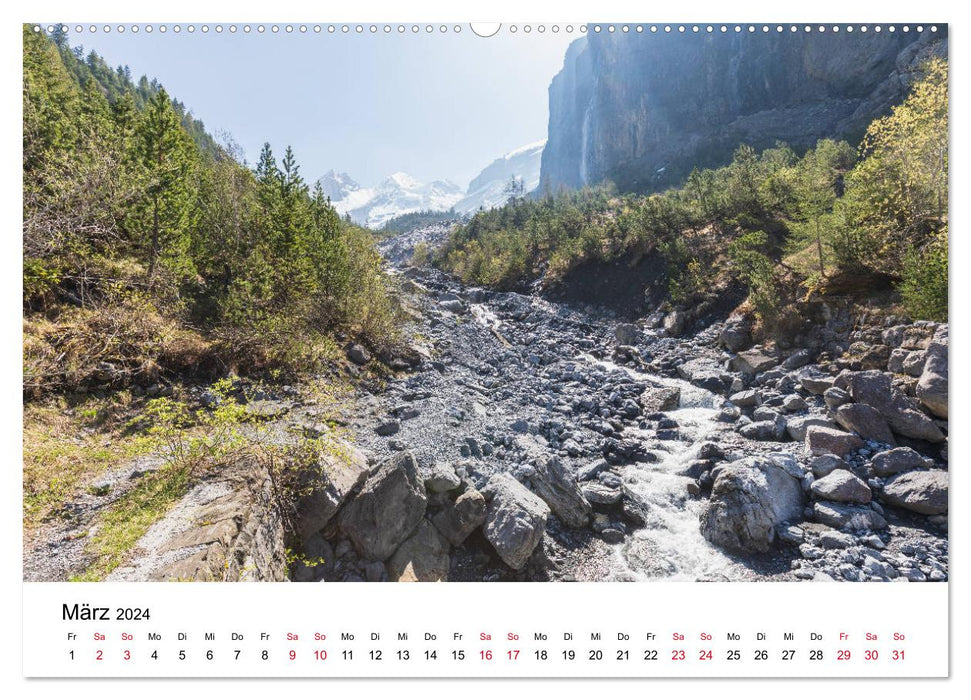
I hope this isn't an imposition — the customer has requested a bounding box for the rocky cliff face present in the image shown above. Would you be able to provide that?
[540,28,947,193]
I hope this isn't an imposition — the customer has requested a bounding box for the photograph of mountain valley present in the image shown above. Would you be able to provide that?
[23,23,948,583]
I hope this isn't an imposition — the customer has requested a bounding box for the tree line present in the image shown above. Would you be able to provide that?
[23,25,398,396]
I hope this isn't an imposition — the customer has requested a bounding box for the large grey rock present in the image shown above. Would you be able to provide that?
[811,470,872,504]
[346,343,372,365]
[847,370,944,442]
[294,445,370,539]
[338,452,427,561]
[834,403,896,445]
[676,358,727,393]
[732,348,778,375]
[699,456,804,553]
[739,418,786,442]
[871,447,933,477]
[614,323,640,346]
[481,474,550,569]
[640,385,681,413]
[813,501,888,531]
[719,317,752,352]
[431,488,487,546]
[917,326,948,419]
[799,371,835,395]
[881,470,948,515]
[528,457,592,528]
[805,425,864,457]
[423,462,462,493]
[810,454,850,478]
[786,416,836,442]
[729,389,760,407]
[387,520,451,582]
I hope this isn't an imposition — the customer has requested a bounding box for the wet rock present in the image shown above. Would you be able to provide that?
[481,473,551,570]
[732,348,778,375]
[440,299,467,314]
[881,470,948,515]
[834,403,896,445]
[805,425,864,457]
[339,451,428,561]
[700,455,804,554]
[813,501,887,531]
[811,470,872,504]
[346,343,372,365]
[677,358,727,393]
[431,488,487,546]
[581,482,623,505]
[294,444,370,539]
[916,326,948,419]
[387,520,451,582]
[528,457,592,528]
[846,370,944,442]
[639,385,681,413]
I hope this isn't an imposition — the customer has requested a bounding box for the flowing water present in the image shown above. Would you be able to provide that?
[578,355,740,580]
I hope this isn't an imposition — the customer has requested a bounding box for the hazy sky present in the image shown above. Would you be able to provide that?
[73,26,578,188]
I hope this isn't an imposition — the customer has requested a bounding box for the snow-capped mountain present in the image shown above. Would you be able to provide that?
[454,139,546,214]
[317,170,462,229]
[317,139,545,228]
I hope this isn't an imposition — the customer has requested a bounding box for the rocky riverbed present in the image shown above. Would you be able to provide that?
[286,225,947,583]
[26,224,948,584]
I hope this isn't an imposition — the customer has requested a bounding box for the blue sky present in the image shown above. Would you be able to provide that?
[72,26,577,188]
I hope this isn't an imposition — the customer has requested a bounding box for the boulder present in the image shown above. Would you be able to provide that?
[810,454,850,478]
[786,416,836,442]
[481,473,550,570]
[813,501,888,531]
[916,326,948,419]
[739,418,786,442]
[614,323,640,346]
[699,456,804,553]
[676,358,727,393]
[528,457,592,528]
[346,343,372,365]
[834,403,896,445]
[871,447,933,477]
[805,425,864,457]
[732,348,778,375]
[810,470,872,504]
[581,482,623,505]
[387,520,450,582]
[847,370,944,442]
[799,371,835,395]
[663,310,685,336]
[338,452,427,561]
[294,445,370,539]
[729,389,760,407]
[881,470,948,515]
[823,386,851,410]
[375,419,401,437]
[783,349,813,370]
[431,488,487,545]
[719,316,753,352]
[423,462,462,493]
[639,385,681,413]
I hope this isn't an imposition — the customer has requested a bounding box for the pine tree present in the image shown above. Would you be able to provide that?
[133,88,196,279]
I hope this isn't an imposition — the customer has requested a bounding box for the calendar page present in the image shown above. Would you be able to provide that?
[15,0,956,691]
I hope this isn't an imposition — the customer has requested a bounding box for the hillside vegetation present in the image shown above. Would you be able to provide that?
[437,58,948,330]
[23,26,398,399]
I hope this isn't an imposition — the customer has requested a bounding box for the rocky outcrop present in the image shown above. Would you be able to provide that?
[540,29,946,193]
[294,444,369,539]
[338,451,428,561]
[917,326,948,418]
[700,456,804,553]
